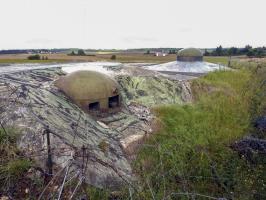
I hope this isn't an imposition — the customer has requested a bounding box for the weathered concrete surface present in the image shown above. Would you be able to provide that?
[0,65,191,189]
[0,68,133,189]
[114,66,193,106]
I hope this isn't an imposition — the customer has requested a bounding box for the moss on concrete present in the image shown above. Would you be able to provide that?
[116,75,183,107]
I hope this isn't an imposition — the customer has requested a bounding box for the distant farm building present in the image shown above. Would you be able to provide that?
[155,52,167,57]
[177,48,203,62]
[55,70,120,111]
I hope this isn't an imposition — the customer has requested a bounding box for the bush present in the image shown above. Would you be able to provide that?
[68,50,76,56]
[110,55,116,60]
[27,54,40,60]
[247,49,255,57]
[77,49,86,56]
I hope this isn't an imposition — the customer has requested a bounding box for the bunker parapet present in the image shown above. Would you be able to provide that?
[55,70,120,111]
[177,48,203,62]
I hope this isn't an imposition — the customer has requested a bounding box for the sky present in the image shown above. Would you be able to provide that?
[0,0,265,49]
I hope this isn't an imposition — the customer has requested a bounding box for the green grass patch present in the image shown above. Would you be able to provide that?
[204,56,229,66]
[0,128,32,192]
[134,68,266,199]
[0,159,32,180]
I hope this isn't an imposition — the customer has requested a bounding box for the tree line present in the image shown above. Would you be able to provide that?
[204,45,266,57]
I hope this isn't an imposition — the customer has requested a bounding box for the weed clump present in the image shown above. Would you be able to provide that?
[111,55,116,60]
[27,54,40,60]
[98,140,109,153]
[0,128,32,193]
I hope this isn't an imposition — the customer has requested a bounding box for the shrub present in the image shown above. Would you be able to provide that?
[27,54,40,60]
[0,128,32,192]
[68,51,76,56]
[98,140,109,153]
[110,55,116,60]
[77,49,86,56]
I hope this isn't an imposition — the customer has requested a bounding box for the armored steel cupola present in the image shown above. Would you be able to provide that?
[177,48,203,62]
[55,70,120,111]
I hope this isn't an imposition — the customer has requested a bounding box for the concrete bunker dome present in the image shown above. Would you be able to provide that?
[55,70,120,111]
[177,48,203,62]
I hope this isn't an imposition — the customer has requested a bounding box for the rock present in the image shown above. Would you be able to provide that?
[116,75,185,107]
[0,196,9,200]
[0,68,133,189]
[128,103,154,122]
[97,121,109,129]
[120,134,145,150]
[254,116,266,132]
[231,137,266,164]
[180,81,193,102]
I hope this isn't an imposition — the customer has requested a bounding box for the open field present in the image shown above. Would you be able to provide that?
[203,56,229,66]
[0,53,177,64]
[1,53,263,71]
[0,53,236,65]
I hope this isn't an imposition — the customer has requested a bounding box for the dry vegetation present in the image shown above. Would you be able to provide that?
[0,53,178,64]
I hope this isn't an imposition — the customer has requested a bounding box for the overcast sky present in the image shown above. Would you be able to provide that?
[0,0,265,49]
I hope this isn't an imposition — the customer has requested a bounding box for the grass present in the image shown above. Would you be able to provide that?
[0,159,32,181]
[0,127,32,192]
[203,56,229,66]
[132,65,266,199]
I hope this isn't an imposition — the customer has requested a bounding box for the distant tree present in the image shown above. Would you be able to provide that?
[215,45,223,56]
[146,50,150,54]
[69,51,76,56]
[169,49,177,54]
[227,47,238,67]
[27,54,41,60]
[77,49,86,56]
[228,47,238,56]
[256,48,264,57]
[204,49,210,56]
[245,45,252,51]
[110,55,116,60]
[247,49,255,57]
[240,45,252,54]
[246,48,265,58]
